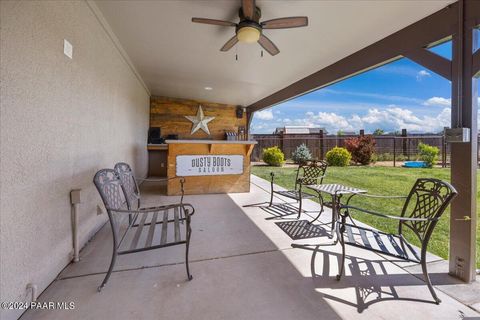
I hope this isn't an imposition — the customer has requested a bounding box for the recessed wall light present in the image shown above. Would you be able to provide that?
[204,86,213,91]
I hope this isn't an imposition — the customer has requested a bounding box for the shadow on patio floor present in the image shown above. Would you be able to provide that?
[275,220,330,240]
[19,176,480,320]
[292,244,474,314]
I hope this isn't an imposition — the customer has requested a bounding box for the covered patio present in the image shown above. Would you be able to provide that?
[1,0,479,319]
[20,177,480,319]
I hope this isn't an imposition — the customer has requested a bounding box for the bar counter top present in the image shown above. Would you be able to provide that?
[164,140,257,145]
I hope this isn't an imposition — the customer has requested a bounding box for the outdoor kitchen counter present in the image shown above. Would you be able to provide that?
[164,140,257,195]
[165,140,257,145]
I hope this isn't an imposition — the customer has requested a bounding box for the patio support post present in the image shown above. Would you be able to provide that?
[449,0,478,282]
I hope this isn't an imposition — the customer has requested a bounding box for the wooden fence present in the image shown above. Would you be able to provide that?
[251,133,461,167]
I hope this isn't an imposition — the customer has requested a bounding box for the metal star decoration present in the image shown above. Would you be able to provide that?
[185,105,215,135]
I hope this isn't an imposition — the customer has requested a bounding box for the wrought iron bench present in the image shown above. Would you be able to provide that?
[336,178,457,304]
[114,162,186,222]
[269,160,328,218]
[93,164,195,292]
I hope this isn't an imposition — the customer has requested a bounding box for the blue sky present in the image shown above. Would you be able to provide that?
[251,41,460,134]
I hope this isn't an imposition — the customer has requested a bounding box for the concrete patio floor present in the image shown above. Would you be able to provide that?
[22,175,480,320]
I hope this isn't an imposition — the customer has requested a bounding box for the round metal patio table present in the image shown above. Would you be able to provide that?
[305,184,367,239]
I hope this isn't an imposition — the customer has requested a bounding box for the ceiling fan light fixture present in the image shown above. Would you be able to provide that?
[236,26,260,43]
[192,0,308,56]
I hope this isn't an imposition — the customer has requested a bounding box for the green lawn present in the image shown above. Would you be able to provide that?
[251,165,480,267]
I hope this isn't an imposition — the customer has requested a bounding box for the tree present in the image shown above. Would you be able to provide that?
[373,128,384,135]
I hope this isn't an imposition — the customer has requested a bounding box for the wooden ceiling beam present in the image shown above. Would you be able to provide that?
[473,49,480,77]
[403,48,452,80]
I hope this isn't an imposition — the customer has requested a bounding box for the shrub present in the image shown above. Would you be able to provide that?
[291,143,312,164]
[262,146,285,166]
[418,143,439,168]
[325,147,351,167]
[344,135,376,165]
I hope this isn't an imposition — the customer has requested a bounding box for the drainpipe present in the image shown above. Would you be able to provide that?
[70,189,81,262]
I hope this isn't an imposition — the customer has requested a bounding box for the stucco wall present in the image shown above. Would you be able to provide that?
[0,1,150,319]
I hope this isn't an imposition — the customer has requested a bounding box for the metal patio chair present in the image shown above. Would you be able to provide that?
[269,159,328,219]
[93,167,195,292]
[336,178,457,304]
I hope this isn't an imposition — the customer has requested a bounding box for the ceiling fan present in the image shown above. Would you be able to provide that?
[192,0,308,56]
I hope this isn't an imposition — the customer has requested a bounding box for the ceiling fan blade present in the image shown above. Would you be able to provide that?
[192,18,236,27]
[220,36,239,52]
[258,34,279,56]
[261,17,308,29]
[242,0,255,20]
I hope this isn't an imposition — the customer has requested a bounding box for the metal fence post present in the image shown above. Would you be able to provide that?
[402,129,408,159]
[319,130,324,160]
[442,129,446,168]
[280,133,284,155]
[393,137,396,167]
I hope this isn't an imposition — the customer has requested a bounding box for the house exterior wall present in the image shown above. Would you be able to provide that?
[0,1,150,319]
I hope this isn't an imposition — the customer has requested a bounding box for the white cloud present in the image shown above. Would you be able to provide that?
[255,110,273,120]
[428,108,451,127]
[304,112,354,132]
[423,97,451,107]
[360,107,450,132]
[416,69,431,81]
[249,98,480,134]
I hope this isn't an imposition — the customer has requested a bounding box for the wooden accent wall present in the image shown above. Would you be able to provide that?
[150,96,247,140]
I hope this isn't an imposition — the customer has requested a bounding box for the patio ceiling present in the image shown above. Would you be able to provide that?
[93,0,453,107]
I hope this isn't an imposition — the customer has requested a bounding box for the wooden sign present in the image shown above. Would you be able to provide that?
[176,155,244,176]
